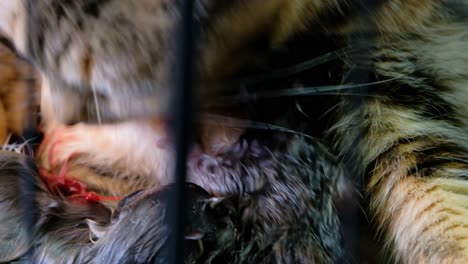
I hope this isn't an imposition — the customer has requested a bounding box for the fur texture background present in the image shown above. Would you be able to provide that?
[0,0,466,263]
[0,131,348,263]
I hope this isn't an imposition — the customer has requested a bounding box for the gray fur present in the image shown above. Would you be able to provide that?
[0,132,349,263]
[29,0,180,123]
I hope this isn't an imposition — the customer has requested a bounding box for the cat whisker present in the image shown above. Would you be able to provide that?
[223,47,352,89]
[199,113,317,141]
[91,85,102,124]
[209,76,402,106]
[19,135,38,156]
[269,76,403,96]
[2,134,12,148]
[2,135,38,156]
[435,156,468,164]
[295,101,312,118]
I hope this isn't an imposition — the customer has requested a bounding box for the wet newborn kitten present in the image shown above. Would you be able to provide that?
[0,130,351,263]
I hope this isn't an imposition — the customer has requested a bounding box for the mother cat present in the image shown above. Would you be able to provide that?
[0,1,467,263]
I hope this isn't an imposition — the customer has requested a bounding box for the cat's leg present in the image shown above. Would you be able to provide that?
[37,72,172,197]
[37,119,172,197]
[332,84,468,263]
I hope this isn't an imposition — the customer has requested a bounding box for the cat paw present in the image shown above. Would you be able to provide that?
[37,124,86,170]
[38,120,173,191]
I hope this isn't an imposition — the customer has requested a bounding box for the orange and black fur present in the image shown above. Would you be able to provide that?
[0,38,38,143]
[0,0,467,263]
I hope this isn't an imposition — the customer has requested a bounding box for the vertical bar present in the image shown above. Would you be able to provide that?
[166,0,195,263]
[22,0,39,261]
[341,1,379,263]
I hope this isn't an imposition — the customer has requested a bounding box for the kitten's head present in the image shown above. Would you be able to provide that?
[87,183,237,263]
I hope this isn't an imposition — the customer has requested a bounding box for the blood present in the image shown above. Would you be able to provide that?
[39,155,122,204]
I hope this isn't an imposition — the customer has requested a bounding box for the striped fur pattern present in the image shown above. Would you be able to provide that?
[0,0,467,263]
[0,39,37,143]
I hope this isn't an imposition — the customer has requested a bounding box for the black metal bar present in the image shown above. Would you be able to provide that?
[21,0,39,261]
[340,1,380,263]
[166,0,195,263]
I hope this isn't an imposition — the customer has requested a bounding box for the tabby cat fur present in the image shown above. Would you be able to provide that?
[0,0,467,263]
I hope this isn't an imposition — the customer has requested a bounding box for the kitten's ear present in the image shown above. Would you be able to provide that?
[0,41,40,143]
